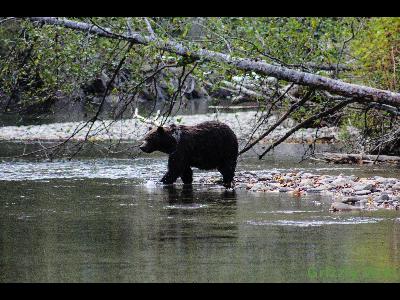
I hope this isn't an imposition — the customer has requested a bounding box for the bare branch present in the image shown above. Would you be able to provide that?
[258,99,356,159]
[0,17,16,25]
[239,86,312,155]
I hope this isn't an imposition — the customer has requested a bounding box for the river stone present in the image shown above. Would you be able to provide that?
[341,197,361,204]
[392,183,400,190]
[268,180,279,184]
[380,193,390,201]
[301,173,314,178]
[235,183,248,189]
[307,188,323,193]
[279,187,292,193]
[374,197,384,204]
[258,175,273,181]
[251,183,265,191]
[373,176,388,184]
[331,178,348,187]
[348,175,359,181]
[354,190,372,195]
[330,202,361,212]
[300,179,313,186]
[357,199,368,207]
[354,183,373,191]
[246,184,254,190]
[341,188,354,194]
[320,178,333,184]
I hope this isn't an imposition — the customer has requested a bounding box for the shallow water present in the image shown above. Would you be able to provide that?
[1,155,400,282]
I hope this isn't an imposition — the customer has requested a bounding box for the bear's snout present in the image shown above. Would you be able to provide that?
[139,141,151,153]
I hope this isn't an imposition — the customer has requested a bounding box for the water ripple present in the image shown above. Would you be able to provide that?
[247,217,385,227]
[0,158,166,181]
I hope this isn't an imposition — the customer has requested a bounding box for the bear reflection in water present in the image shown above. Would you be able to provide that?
[158,185,239,242]
[140,121,238,188]
[163,184,237,205]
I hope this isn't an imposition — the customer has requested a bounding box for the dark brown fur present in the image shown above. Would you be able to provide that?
[139,121,238,187]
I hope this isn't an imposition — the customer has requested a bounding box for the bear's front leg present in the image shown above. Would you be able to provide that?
[160,172,178,184]
[160,152,184,185]
[218,160,237,188]
[180,166,193,184]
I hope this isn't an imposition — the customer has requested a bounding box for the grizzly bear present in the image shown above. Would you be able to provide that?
[139,121,238,187]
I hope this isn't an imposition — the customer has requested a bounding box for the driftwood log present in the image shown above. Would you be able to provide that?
[314,152,400,165]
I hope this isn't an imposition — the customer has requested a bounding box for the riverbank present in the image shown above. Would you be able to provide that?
[0,111,347,144]
[202,170,400,211]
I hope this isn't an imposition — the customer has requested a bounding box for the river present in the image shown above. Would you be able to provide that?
[1,144,400,282]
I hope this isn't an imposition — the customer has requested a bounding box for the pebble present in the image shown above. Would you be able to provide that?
[330,202,361,212]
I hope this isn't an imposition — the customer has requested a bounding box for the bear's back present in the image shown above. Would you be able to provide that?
[175,121,238,170]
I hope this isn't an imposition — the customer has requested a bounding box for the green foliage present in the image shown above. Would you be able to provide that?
[0,17,398,123]
[351,17,400,90]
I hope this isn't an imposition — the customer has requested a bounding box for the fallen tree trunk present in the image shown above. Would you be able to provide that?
[25,17,400,107]
[314,152,400,164]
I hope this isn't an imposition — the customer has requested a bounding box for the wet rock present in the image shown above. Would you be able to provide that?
[235,183,248,189]
[374,197,385,204]
[307,188,323,193]
[258,175,273,181]
[331,178,348,187]
[244,171,257,176]
[373,176,388,184]
[341,197,361,204]
[268,180,279,184]
[246,184,254,190]
[354,190,372,195]
[380,193,390,201]
[354,183,373,191]
[279,187,293,193]
[330,202,361,212]
[301,173,314,178]
[250,182,265,191]
[371,186,380,193]
[341,188,354,194]
[300,179,313,186]
[267,183,281,189]
[348,175,359,181]
[392,183,400,191]
[358,199,368,207]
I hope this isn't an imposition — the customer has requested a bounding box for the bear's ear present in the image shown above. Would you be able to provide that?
[157,126,164,133]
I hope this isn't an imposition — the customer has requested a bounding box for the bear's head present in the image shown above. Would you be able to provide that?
[139,126,177,154]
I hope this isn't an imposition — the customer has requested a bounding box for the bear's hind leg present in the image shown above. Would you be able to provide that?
[180,166,193,184]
